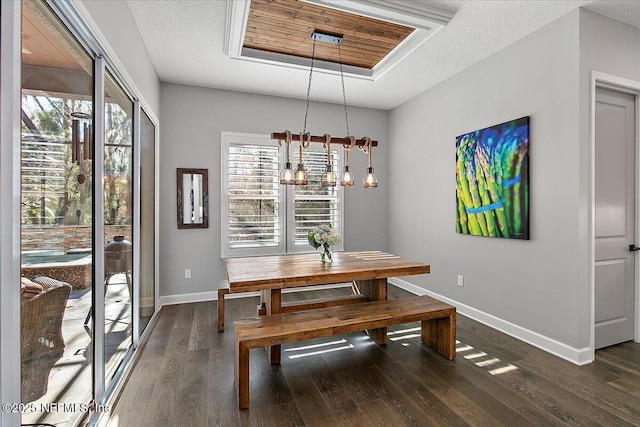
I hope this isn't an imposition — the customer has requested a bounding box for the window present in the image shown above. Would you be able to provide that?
[221,132,343,258]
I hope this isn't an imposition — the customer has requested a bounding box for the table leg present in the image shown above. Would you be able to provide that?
[258,290,267,316]
[356,278,387,345]
[217,288,229,332]
[263,288,282,364]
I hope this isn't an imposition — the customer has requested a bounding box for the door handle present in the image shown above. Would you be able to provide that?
[629,244,640,252]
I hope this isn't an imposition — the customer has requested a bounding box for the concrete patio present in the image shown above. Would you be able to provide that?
[22,274,131,427]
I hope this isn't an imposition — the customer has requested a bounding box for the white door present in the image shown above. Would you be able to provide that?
[595,87,636,349]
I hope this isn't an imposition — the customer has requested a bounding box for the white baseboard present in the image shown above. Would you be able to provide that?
[158,282,352,306]
[159,290,219,306]
[389,278,593,366]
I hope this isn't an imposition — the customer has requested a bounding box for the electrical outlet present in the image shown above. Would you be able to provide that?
[457,275,464,287]
[185,269,192,279]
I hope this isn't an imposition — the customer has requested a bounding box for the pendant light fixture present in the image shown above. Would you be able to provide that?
[294,132,309,185]
[321,134,337,187]
[271,30,379,188]
[338,41,355,187]
[341,135,355,186]
[362,137,378,188]
[279,130,295,185]
[296,33,317,186]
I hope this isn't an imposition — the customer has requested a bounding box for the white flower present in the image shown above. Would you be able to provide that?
[308,223,341,249]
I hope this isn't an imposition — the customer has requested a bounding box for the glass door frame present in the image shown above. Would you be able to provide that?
[1,1,25,425]
[93,54,107,405]
[1,0,161,423]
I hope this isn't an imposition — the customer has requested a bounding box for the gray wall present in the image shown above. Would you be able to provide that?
[389,8,640,358]
[82,0,160,116]
[159,84,389,299]
[388,10,584,349]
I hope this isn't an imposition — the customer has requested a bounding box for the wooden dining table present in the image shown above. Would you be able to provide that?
[224,251,430,364]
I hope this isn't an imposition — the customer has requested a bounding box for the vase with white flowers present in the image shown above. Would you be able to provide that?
[308,223,341,264]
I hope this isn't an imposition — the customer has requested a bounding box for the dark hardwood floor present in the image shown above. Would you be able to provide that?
[107,286,640,426]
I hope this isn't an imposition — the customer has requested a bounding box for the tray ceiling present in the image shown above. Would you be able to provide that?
[126,1,640,110]
[227,0,456,79]
[243,0,414,70]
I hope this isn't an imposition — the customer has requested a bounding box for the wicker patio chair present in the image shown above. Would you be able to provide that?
[21,281,71,403]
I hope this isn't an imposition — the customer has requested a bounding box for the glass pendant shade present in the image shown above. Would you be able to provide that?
[363,140,377,188]
[364,167,378,188]
[280,162,295,184]
[294,163,308,185]
[321,136,336,187]
[340,165,354,186]
[321,165,337,187]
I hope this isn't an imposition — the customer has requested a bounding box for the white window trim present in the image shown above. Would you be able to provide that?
[221,131,344,258]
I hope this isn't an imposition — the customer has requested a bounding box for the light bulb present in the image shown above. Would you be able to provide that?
[321,165,337,187]
[363,167,377,188]
[280,162,295,185]
[340,166,354,186]
[294,163,308,185]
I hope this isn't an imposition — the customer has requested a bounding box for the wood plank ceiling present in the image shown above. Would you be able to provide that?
[243,0,415,69]
[21,0,94,98]
[21,0,85,71]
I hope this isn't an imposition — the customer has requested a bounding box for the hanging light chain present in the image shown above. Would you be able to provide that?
[272,31,377,189]
[337,42,350,137]
[302,37,317,136]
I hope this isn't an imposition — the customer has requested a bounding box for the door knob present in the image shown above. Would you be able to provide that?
[629,244,640,252]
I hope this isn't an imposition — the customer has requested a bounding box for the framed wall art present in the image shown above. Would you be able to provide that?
[455,116,530,240]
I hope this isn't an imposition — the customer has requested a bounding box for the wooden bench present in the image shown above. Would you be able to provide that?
[234,295,456,409]
[217,284,370,333]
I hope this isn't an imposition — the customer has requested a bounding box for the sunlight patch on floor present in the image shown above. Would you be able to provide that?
[456,339,518,375]
[389,333,421,342]
[287,344,354,359]
[387,327,420,336]
[489,364,518,375]
[474,358,500,367]
[284,339,348,352]
[463,352,487,360]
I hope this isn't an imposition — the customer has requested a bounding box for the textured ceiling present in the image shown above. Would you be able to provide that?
[126,0,640,110]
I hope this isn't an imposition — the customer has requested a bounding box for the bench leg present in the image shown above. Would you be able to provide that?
[357,278,388,345]
[217,288,230,333]
[421,310,456,360]
[235,339,250,409]
[264,289,282,364]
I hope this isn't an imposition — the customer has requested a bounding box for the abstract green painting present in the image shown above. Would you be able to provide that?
[455,116,530,240]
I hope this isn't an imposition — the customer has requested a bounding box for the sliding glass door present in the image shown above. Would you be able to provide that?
[20,1,95,424]
[16,1,158,424]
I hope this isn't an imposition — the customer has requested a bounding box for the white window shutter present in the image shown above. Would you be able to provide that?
[222,133,284,257]
[222,132,343,258]
[291,146,343,250]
